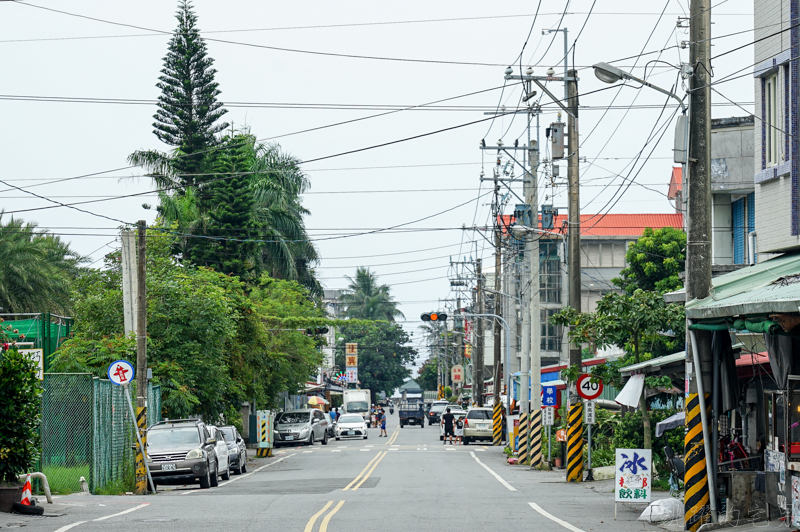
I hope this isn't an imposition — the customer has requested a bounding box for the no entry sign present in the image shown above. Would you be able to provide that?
[576,373,603,401]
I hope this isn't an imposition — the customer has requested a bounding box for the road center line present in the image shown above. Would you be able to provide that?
[92,503,149,521]
[352,451,386,490]
[343,451,383,490]
[303,500,333,532]
[528,502,585,532]
[53,521,87,532]
[470,451,516,491]
[319,500,345,532]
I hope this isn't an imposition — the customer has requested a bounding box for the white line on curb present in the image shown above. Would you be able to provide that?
[470,451,516,491]
[93,503,149,521]
[528,502,585,532]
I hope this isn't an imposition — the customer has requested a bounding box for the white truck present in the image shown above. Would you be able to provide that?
[343,389,372,427]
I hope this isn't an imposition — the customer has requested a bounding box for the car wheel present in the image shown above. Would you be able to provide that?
[221,461,230,481]
[307,432,314,446]
[363,433,368,439]
[210,460,219,487]
[199,463,211,489]
[322,432,328,445]
[335,436,340,440]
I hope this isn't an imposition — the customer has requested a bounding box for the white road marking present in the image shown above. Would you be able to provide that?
[186,453,295,494]
[331,449,342,452]
[473,448,485,452]
[302,451,313,454]
[254,453,295,472]
[93,503,149,521]
[359,448,370,452]
[389,448,399,451]
[470,452,516,491]
[528,503,585,532]
[53,522,87,532]
[445,448,455,451]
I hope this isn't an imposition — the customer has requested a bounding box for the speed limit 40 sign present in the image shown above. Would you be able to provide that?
[576,373,603,401]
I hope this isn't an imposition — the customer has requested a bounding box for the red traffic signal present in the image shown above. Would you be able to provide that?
[421,312,448,322]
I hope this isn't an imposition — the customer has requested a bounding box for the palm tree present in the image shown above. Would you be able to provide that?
[0,214,84,314]
[340,268,404,321]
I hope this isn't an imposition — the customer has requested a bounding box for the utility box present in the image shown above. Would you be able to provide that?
[550,122,565,159]
[674,115,687,164]
[256,410,274,449]
[541,204,556,230]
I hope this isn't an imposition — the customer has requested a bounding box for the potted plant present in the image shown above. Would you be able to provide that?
[0,347,43,512]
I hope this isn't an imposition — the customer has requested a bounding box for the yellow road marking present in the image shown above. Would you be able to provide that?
[352,451,387,491]
[385,429,400,446]
[304,501,333,532]
[342,452,383,491]
[319,500,345,532]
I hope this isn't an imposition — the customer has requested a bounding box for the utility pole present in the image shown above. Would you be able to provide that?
[529,138,543,468]
[685,0,715,528]
[566,69,581,368]
[475,259,484,407]
[493,176,503,407]
[121,231,138,336]
[134,220,148,495]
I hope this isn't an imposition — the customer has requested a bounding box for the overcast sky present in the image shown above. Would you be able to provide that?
[0,0,754,361]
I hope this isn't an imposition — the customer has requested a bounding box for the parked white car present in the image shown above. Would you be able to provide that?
[335,414,368,440]
[206,425,230,481]
[439,410,466,440]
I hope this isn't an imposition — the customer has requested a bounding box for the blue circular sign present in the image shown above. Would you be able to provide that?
[108,360,135,386]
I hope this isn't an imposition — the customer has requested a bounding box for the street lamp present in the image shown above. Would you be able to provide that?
[592,62,686,113]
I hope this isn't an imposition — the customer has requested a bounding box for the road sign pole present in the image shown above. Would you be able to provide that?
[587,424,593,481]
[124,384,155,493]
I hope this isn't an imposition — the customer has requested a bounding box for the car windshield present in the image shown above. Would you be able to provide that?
[347,401,368,412]
[148,427,200,446]
[467,410,492,420]
[277,412,310,424]
[431,403,449,413]
[220,427,236,441]
[338,415,363,424]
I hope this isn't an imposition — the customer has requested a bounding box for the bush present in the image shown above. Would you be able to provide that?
[0,349,43,484]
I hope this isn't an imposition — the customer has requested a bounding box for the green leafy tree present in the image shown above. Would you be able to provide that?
[614,227,686,293]
[416,360,438,391]
[335,322,416,400]
[0,214,84,314]
[0,347,42,484]
[551,289,684,449]
[340,268,404,321]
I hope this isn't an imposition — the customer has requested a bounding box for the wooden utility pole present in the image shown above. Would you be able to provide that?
[566,70,581,369]
[684,0,716,528]
[475,259,484,407]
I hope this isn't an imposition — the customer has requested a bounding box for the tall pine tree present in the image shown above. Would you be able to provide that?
[153,0,228,185]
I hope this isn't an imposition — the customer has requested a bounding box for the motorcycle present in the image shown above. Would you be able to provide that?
[389,407,394,414]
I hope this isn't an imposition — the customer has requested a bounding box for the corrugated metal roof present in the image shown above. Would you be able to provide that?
[551,213,683,236]
[668,167,682,199]
[619,351,686,376]
[686,253,800,319]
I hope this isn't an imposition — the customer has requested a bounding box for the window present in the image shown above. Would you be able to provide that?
[765,74,780,166]
[539,241,561,304]
[541,308,562,352]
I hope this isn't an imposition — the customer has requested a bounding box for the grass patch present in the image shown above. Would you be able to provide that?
[41,464,89,495]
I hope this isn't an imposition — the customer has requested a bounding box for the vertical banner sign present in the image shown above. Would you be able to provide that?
[584,400,596,424]
[345,343,358,355]
[542,386,558,406]
[346,346,358,384]
[451,364,464,383]
[346,355,358,367]
[542,406,555,426]
[347,367,358,383]
[792,475,800,527]
[615,449,652,503]
[19,349,44,380]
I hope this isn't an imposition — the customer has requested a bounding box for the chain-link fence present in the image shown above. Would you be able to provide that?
[41,373,162,494]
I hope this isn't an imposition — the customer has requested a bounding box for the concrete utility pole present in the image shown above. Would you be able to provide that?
[136,220,148,410]
[493,178,503,407]
[121,231,138,335]
[685,0,716,528]
[529,138,543,467]
[475,259,484,407]
[566,69,582,368]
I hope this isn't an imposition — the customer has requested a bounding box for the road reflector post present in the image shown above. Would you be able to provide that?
[566,402,584,482]
[685,393,711,531]
[518,410,529,463]
[256,410,274,458]
[492,402,503,446]
[529,409,542,467]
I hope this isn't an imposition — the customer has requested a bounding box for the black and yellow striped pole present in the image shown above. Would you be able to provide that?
[566,402,583,482]
[135,406,148,494]
[256,411,274,458]
[518,410,529,463]
[492,401,503,446]
[685,393,711,531]
[529,409,543,467]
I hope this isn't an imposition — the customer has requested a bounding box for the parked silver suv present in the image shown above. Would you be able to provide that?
[147,419,221,489]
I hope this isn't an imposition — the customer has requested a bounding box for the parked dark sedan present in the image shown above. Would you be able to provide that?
[219,425,247,475]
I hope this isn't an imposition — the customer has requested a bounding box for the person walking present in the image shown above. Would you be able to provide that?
[454,414,464,444]
[331,408,338,422]
[379,409,388,437]
[441,407,455,445]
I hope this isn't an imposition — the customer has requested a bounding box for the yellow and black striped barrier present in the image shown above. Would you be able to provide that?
[685,393,710,531]
[255,415,273,457]
[492,402,503,446]
[566,402,583,482]
[517,411,529,463]
[529,409,542,467]
[256,447,272,458]
[135,406,148,494]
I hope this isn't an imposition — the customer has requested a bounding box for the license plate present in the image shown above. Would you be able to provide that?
[285,436,294,441]
[348,431,355,435]
[162,463,176,472]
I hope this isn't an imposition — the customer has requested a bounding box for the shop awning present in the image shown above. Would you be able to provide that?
[686,253,800,320]
[619,352,686,377]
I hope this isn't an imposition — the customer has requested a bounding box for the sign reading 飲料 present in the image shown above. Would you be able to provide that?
[615,448,651,503]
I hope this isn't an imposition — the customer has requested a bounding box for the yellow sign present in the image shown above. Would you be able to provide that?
[346,355,358,367]
[346,343,358,355]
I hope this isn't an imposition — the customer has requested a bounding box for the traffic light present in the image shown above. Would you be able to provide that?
[420,312,448,322]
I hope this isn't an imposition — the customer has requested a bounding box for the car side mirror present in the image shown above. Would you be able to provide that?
[206,438,216,444]
[237,437,243,443]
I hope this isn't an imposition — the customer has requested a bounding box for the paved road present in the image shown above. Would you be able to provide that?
[4,413,666,531]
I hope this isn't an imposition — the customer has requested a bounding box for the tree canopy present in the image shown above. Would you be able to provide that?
[614,227,686,293]
[340,267,404,321]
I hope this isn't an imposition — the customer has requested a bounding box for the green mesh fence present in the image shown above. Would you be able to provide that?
[41,373,161,494]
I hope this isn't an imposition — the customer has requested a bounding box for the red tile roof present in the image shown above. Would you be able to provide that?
[551,213,683,236]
